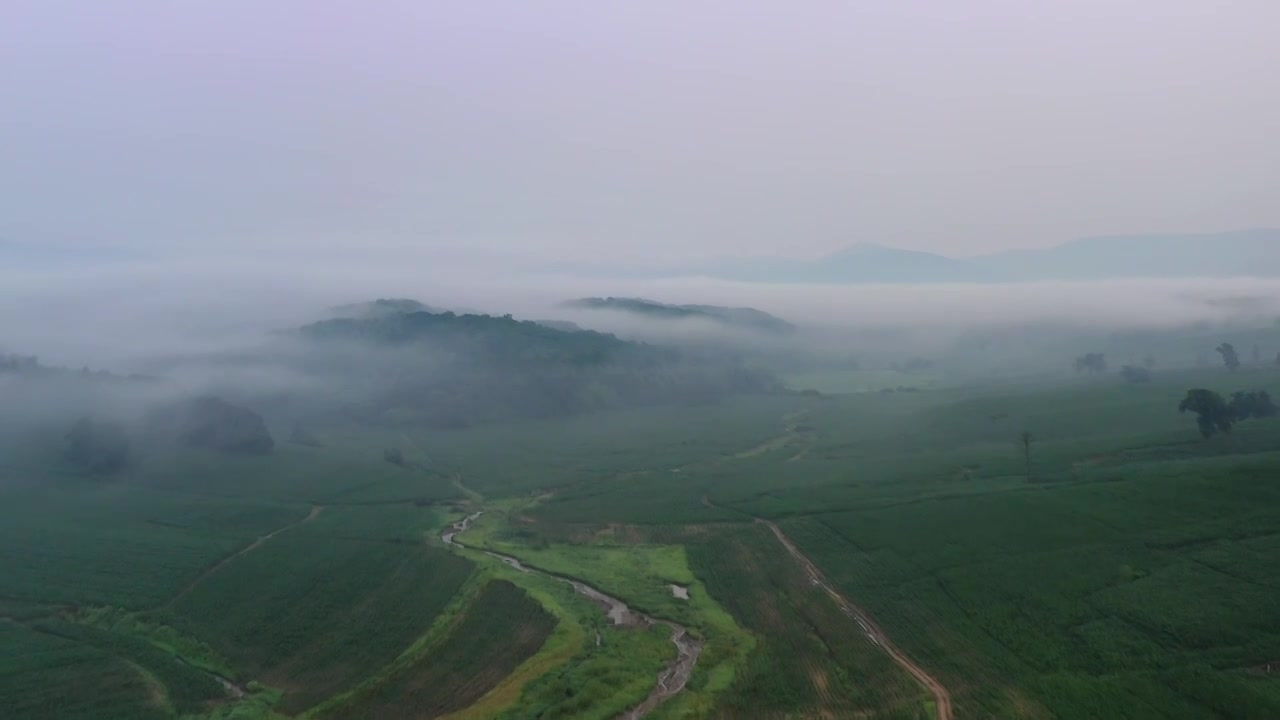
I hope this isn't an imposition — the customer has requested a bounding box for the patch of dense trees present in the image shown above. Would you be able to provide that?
[1074,353,1107,374]
[0,353,153,383]
[0,354,41,373]
[61,396,273,477]
[65,418,131,475]
[1179,388,1278,438]
[149,397,274,454]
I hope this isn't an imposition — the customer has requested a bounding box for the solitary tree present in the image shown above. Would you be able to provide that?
[1253,344,1263,366]
[1217,343,1241,373]
[1143,354,1157,370]
[384,447,405,466]
[1018,431,1035,481]
[1275,351,1280,367]
[1179,389,1235,438]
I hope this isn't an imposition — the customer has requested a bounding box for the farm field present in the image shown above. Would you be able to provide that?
[0,620,171,720]
[315,579,557,720]
[4,365,1280,718]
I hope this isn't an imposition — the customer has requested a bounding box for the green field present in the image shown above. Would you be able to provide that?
[5,362,1280,718]
[0,620,171,720]
[316,579,556,720]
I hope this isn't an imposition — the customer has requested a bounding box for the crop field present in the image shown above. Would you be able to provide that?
[443,366,1280,718]
[6,362,1280,719]
[131,443,462,506]
[161,514,476,714]
[786,368,943,394]
[404,395,802,497]
[318,579,556,720]
[0,620,169,720]
[683,523,930,719]
[0,486,307,607]
[753,370,1280,718]
[28,616,228,715]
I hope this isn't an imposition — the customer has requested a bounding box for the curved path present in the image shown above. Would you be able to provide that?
[757,518,954,720]
[443,513,703,720]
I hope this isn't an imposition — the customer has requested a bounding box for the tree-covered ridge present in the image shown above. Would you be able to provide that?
[328,297,442,319]
[0,353,150,382]
[301,310,673,368]
[297,309,780,428]
[564,297,797,335]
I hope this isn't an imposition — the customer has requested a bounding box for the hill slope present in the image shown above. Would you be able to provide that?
[564,297,796,334]
[298,310,780,427]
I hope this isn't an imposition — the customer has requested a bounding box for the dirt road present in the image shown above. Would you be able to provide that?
[758,518,954,720]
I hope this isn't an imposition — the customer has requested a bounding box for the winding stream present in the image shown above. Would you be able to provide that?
[443,512,704,719]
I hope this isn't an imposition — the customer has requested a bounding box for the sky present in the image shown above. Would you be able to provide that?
[2,1,1279,266]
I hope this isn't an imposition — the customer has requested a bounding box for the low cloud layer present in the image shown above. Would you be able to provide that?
[4,255,1278,372]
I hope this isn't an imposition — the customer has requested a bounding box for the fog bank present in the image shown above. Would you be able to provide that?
[3,257,1279,372]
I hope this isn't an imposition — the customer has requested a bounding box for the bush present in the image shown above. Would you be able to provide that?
[151,397,274,454]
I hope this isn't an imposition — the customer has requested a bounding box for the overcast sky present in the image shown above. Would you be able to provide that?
[3,1,1278,265]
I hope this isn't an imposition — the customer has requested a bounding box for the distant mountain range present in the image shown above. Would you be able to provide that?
[692,229,1280,284]
[563,297,797,334]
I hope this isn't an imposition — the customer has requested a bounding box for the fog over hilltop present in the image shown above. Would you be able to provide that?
[3,1,1279,382]
[3,254,1279,376]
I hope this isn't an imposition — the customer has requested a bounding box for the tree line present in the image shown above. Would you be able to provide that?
[1075,341,1280,383]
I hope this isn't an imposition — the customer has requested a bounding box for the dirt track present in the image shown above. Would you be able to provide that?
[162,504,324,608]
[758,518,954,720]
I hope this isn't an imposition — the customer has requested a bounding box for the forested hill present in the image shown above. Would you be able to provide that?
[298,310,780,427]
[0,353,151,383]
[329,297,441,319]
[564,297,796,335]
[301,310,672,367]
